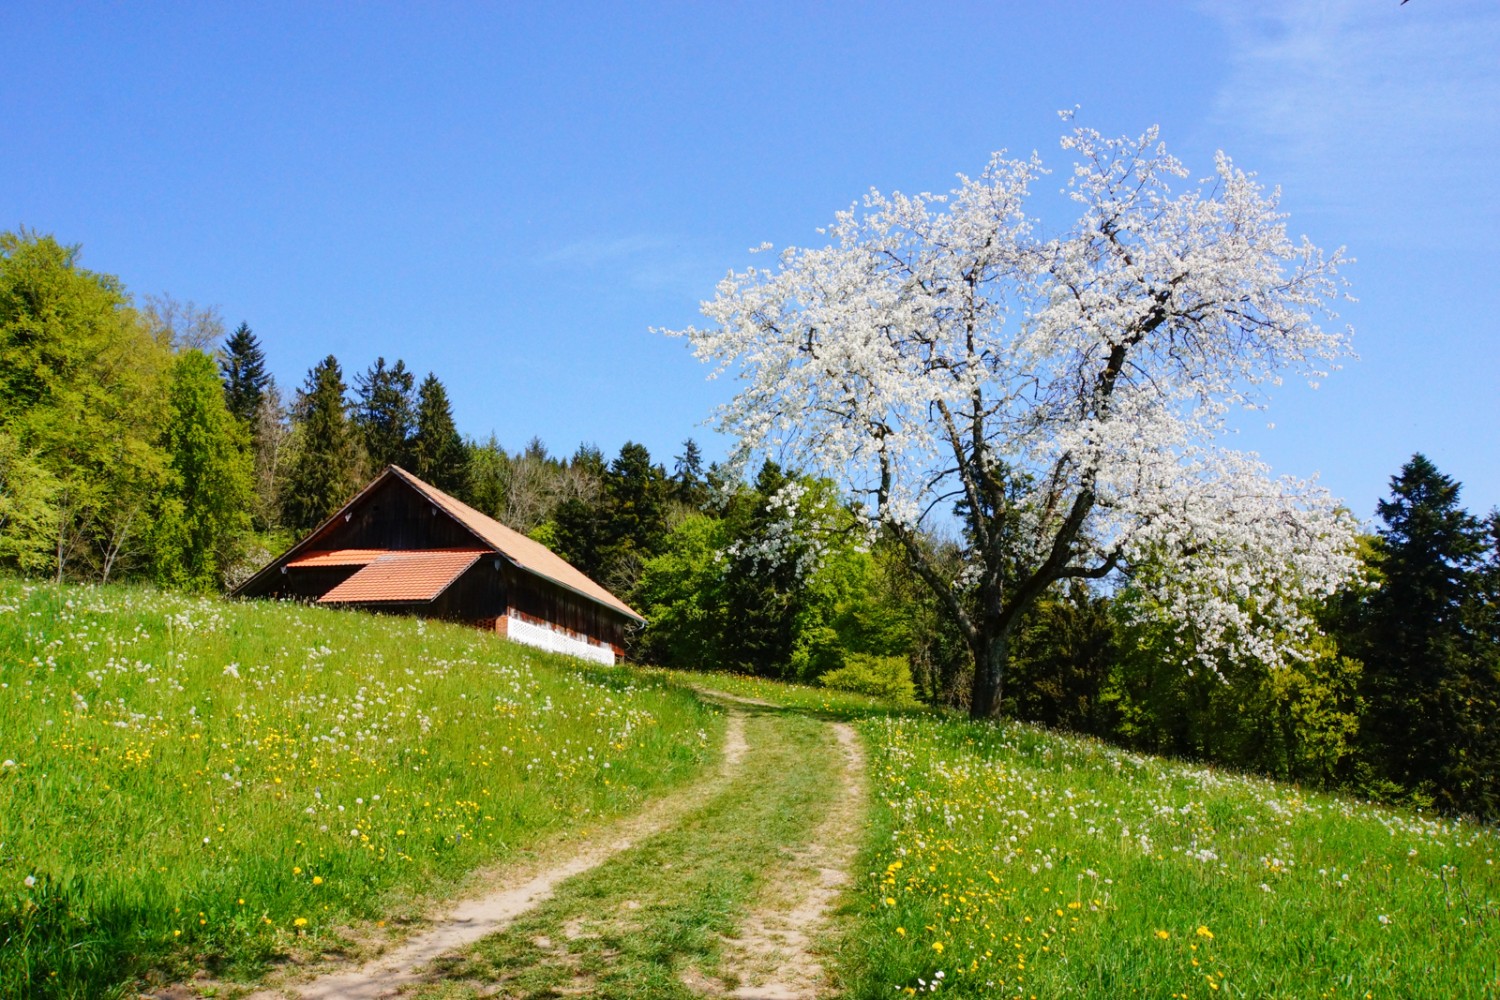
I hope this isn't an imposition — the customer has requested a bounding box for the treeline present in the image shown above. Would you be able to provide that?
[993,454,1500,821]
[4,230,1497,820]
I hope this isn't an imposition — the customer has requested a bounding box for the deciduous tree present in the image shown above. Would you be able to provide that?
[151,350,253,591]
[668,120,1360,718]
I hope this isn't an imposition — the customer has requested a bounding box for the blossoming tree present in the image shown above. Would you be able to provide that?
[668,121,1362,718]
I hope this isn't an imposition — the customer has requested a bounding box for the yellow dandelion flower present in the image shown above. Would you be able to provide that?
[294,917,308,927]
[312,876,323,885]
[1196,926,1213,939]
[933,942,944,953]
[1155,930,1171,940]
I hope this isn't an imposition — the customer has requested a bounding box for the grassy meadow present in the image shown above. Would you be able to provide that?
[3,576,1499,999]
[842,715,1500,999]
[0,578,721,998]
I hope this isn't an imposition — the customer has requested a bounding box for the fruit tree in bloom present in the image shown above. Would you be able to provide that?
[666,118,1361,719]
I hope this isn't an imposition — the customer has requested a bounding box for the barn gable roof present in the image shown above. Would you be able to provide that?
[232,466,644,623]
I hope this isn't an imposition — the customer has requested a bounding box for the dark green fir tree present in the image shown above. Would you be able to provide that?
[408,372,466,494]
[282,355,361,532]
[219,323,271,427]
[353,357,415,471]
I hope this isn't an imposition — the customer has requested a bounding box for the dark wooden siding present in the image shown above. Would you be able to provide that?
[504,564,628,651]
[308,477,479,551]
[251,564,361,600]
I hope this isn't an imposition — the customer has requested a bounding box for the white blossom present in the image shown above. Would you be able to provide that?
[664,120,1359,709]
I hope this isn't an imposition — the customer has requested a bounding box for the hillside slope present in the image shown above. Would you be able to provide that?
[0,578,719,999]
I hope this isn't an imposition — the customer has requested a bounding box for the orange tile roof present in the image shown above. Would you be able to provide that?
[388,466,645,622]
[287,548,389,568]
[318,549,486,605]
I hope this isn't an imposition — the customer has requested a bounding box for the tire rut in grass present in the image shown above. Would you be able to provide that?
[713,720,867,999]
[402,709,857,1000]
[237,711,750,1000]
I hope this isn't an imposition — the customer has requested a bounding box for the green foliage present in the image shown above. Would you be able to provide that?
[281,355,361,532]
[1005,582,1117,735]
[636,468,917,681]
[353,356,415,472]
[633,513,725,670]
[1342,454,1500,817]
[0,431,59,572]
[0,229,172,581]
[219,322,270,426]
[408,372,466,493]
[461,434,509,517]
[671,437,708,507]
[554,441,670,593]
[818,653,918,704]
[150,350,254,592]
[1106,596,1366,788]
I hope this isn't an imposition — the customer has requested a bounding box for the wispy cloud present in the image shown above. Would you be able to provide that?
[1200,0,1500,245]
[541,234,713,296]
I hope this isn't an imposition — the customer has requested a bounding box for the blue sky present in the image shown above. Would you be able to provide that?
[3,1,1496,521]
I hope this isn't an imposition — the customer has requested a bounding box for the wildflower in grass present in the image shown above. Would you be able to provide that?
[23,875,36,888]
[294,917,308,927]
[933,942,944,953]
[1196,925,1213,939]
[312,876,323,885]
[1156,930,1171,940]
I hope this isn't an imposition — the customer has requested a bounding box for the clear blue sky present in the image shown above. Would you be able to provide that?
[3,1,1496,522]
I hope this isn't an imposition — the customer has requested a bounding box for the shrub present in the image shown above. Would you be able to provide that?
[819,653,917,705]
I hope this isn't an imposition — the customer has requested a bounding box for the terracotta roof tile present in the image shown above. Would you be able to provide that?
[318,549,486,605]
[388,467,645,622]
[287,548,389,568]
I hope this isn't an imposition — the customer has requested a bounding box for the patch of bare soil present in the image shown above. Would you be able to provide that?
[216,711,749,1000]
[713,722,868,1000]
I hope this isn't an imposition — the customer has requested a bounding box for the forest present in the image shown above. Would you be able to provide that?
[2,227,1498,820]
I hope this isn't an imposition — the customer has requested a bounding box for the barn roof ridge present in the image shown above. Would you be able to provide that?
[384,465,644,622]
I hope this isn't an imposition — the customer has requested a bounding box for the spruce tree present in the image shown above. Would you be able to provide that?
[672,438,707,506]
[353,357,415,471]
[408,373,466,493]
[1359,454,1484,802]
[282,355,360,532]
[219,323,270,426]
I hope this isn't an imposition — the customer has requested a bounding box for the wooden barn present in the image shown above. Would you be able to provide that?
[233,466,644,664]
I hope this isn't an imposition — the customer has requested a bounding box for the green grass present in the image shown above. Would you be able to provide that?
[638,664,901,717]
[839,715,1500,999]
[406,708,846,1000]
[6,576,1499,999]
[0,577,721,999]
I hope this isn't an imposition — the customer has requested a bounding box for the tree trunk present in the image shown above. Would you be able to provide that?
[968,627,1011,720]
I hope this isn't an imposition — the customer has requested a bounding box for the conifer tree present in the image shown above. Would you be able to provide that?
[1359,454,1484,802]
[408,373,466,493]
[672,438,707,507]
[219,323,271,426]
[353,357,415,471]
[282,355,360,531]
